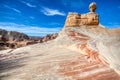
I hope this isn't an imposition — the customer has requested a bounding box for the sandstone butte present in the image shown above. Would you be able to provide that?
[0,2,120,80]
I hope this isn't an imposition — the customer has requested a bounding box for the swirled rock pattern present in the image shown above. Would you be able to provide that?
[0,2,120,80]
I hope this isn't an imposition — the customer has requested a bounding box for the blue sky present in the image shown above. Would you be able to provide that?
[0,0,120,36]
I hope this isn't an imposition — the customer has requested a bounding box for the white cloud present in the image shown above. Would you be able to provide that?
[4,5,21,14]
[41,7,66,16]
[4,17,16,20]
[105,22,120,29]
[12,8,21,13]
[29,16,35,19]
[108,22,120,25]
[20,1,36,7]
[0,22,61,36]
[49,22,60,26]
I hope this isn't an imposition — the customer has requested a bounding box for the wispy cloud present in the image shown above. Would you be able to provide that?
[106,22,120,29]
[29,16,35,19]
[20,0,36,7]
[12,8,21,13]
[49,22,61,26]
[3,17,16,20]
[0,22,61,36]
[4,5,21,14]
[41,7,66,16]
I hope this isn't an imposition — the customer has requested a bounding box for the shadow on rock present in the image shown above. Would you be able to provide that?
[0,56,29,79]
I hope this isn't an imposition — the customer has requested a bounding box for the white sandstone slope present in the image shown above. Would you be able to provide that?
[0,25,120,80]
[62,25,120,74]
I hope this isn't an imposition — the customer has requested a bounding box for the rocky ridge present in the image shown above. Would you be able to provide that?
[0,29,58,50]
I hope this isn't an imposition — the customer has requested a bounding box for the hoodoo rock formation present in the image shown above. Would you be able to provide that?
[0,2,120,80]
[64,2,99,27]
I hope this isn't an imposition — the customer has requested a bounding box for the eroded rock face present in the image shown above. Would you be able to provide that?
[64,2,99,27]
[42,33,58,42]
[0,29,29,41]
[0,29,29,50]
[0,29,58,50]
[66,29,109,65]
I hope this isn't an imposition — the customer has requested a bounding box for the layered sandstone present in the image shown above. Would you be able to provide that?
[0,2,120,80]
[64,2,99,27]
[0,26,120,80]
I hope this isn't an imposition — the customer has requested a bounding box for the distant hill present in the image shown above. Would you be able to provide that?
[0,29,58,50]
[0,29,29,41]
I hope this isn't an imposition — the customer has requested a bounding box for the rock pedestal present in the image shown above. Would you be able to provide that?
[64,2,99,27]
